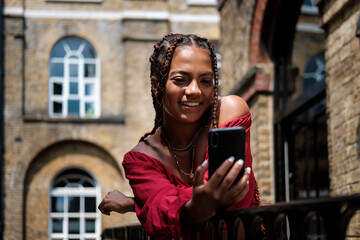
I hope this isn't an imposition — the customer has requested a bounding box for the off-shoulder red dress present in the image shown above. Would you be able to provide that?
[122,112,258,239]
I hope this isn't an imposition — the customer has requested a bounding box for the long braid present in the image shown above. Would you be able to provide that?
[204,38,220,129]
[140,34,183,142]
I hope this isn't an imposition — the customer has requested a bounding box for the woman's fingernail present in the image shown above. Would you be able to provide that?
[247,180,249,185]
[245,167,251,175]
[202,160,208,167]
[236,159,244,166]
[228,156,235,163]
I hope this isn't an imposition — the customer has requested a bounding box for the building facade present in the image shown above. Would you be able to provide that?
[2,1,219,239]
[218,0,360,236]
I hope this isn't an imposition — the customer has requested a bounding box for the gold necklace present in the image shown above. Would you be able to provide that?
[161,127,202,179]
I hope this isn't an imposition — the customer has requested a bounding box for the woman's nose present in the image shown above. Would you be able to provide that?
[185,80,201,95]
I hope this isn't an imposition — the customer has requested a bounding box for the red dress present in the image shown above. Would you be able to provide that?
[122,113,258,239]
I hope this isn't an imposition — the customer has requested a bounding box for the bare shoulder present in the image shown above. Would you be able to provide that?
[131,140,148,152]
[130,132,164,160]
[218,95,250,126]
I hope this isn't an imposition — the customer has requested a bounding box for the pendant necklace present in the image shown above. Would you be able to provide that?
[162,127,202,179]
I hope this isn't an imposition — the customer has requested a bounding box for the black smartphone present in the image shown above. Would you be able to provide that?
[208,126,246,182]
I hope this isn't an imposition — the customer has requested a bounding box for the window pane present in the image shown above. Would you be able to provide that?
[82,44,97,58]
[85,197,96,212]
[53,102,62,114]
[51,196,64,213]
[68,196,80,212]
[85,84,94,96]
[68,218,80,234]
[52,218,63,233]
[303,52,326,91]
[69,82,78,95]
[69,64,78,77]
[66,38,83,50]
[68,100,80,116]
[85,102,95,116]
[85,219,96,233]
[302,0,314,7]
[50,43,66,58]
[84,64,96,77]
[50,63,64,77]
[53,83,62,95]
[83,179,95,187]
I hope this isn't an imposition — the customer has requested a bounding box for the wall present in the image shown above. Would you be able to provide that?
[3,0,219,239]
[318,0,360,235]
[219,0,275,204]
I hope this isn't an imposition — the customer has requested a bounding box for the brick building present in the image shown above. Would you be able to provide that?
[1,1,219,239]
[218,0,360,236]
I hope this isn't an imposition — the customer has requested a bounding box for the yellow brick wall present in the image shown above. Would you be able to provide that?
[3,1,220,239]
[319,0,360,235]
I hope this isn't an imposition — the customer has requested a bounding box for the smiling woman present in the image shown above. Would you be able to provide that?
[98,34,261,240]
[163,46,214,126]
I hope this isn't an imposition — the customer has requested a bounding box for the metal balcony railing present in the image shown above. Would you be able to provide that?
[102,194,360,240]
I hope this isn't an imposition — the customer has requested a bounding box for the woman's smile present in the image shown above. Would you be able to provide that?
[180,101,202,107]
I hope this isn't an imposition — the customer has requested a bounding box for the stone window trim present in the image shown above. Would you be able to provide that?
[47,0,103,3]
[187,0,217,6]
[227,65,272,102]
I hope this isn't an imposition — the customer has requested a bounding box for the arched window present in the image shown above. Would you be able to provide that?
[49,37,100,118]
[49,168,101,240]
[302,52,326,91]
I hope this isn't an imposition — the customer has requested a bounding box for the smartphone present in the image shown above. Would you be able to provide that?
[208,126,246,183]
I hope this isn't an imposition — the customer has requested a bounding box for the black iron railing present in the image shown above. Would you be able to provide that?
[102,224,148,240]
[102,194,360,240]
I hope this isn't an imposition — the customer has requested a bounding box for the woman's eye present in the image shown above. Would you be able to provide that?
[174,78,186,83]
[201,79,212,84]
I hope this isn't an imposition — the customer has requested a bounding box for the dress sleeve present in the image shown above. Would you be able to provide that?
[220,112,259,208]
[122,151,193,239]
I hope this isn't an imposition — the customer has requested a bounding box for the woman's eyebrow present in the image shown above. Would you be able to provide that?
[199,71,214,77]
[169,70,213,77]
[169,70,190,77]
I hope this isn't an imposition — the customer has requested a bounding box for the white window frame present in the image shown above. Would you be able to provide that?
[49,170,101,240]
[49,38,101,118]
[187,0,217,6]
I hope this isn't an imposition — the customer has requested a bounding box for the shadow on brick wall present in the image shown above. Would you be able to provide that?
[357,117,360,164]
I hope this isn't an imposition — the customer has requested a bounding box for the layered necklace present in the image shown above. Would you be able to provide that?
[161,126,203,179]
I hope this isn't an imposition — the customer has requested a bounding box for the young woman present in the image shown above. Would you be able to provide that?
[98,34,261,239]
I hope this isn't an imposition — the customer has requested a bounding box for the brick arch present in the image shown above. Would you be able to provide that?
[23,140,134,240]
[24,140,123,186]
[249,0,269,66]
[39,24,103,60]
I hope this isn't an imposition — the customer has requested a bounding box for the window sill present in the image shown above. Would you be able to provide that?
[187,0,217,6]
[46,0,103,3]
[23,115,125,124]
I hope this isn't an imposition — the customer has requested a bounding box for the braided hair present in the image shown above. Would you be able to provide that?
[140,33,220,142]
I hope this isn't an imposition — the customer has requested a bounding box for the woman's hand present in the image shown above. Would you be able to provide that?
[98,190,135,215]
[181,157,250,224]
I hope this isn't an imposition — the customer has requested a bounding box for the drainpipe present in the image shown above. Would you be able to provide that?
[0,0,5,239]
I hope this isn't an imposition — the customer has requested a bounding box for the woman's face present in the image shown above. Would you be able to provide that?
[163,45,214,124]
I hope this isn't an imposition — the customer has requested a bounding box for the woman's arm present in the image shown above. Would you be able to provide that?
[98,190,135,215]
